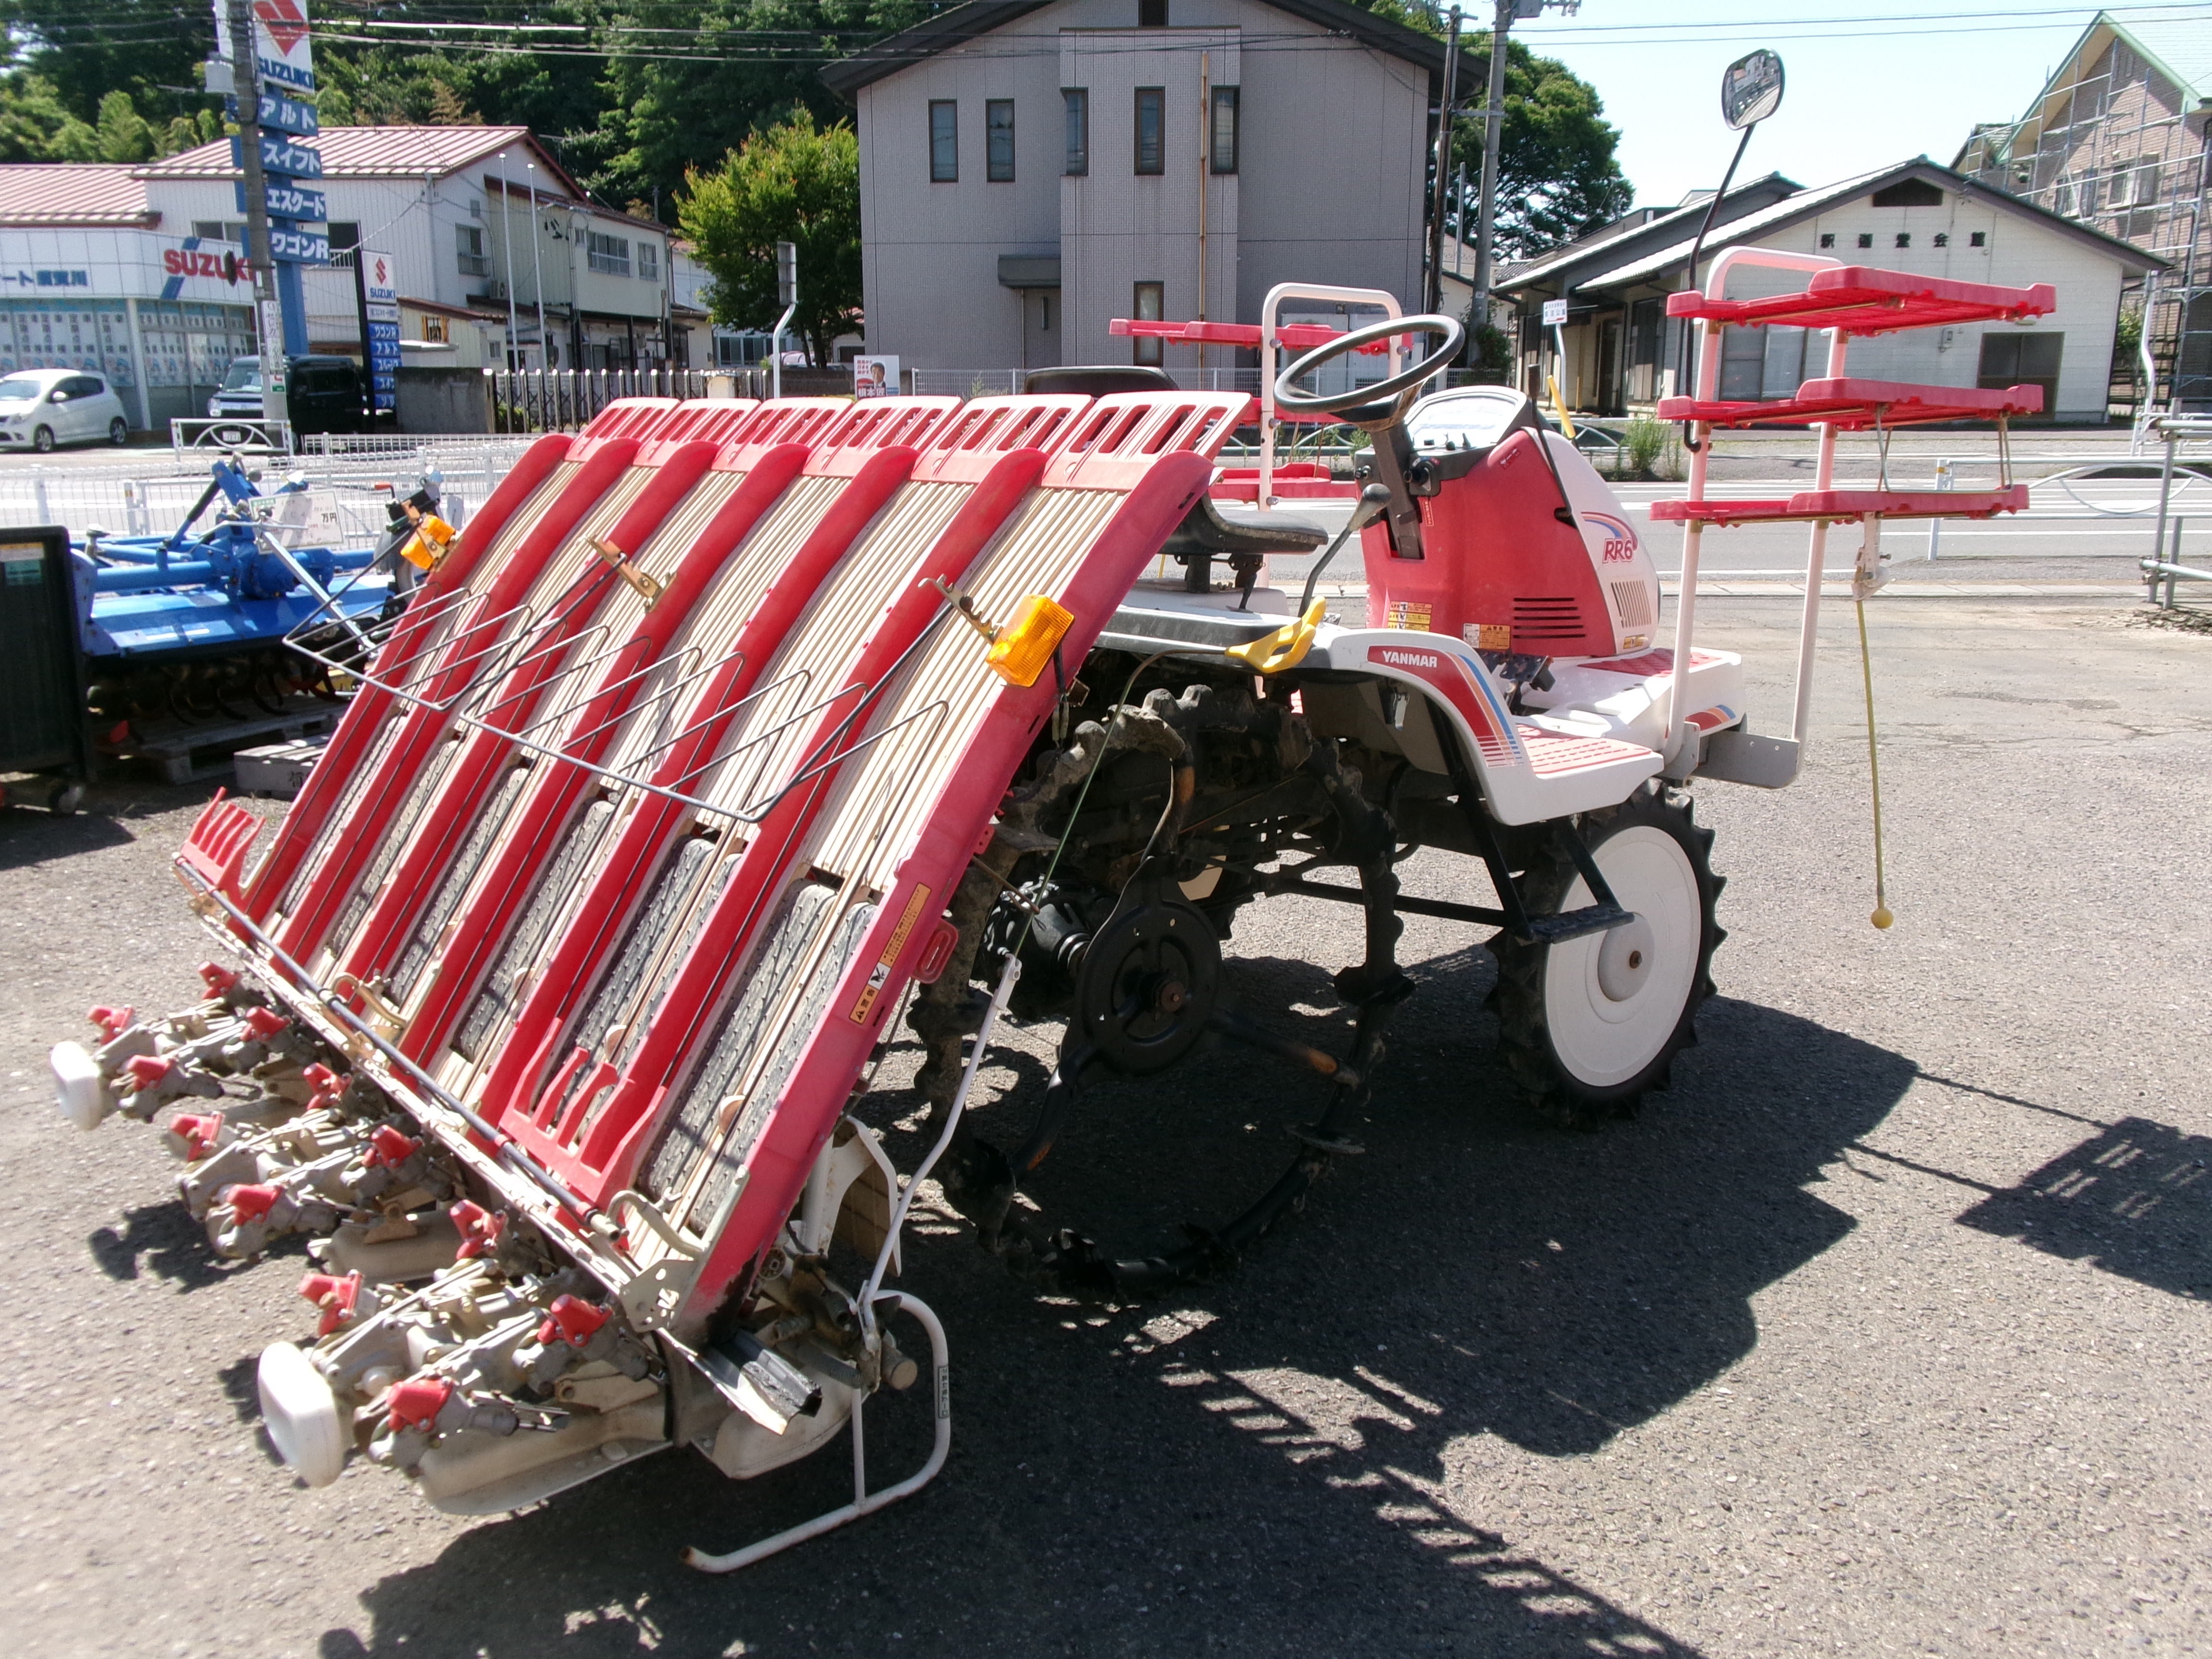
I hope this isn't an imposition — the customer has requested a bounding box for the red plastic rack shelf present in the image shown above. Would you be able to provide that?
[1666,266,2055,337]
[1649,483,2029,527]
[1210,463,1361,502]
[1656,377,2044,430]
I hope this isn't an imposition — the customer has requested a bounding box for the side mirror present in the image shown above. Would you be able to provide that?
[1722,49,1784,130]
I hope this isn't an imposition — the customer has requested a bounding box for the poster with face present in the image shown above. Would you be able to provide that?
[852,355,898,398]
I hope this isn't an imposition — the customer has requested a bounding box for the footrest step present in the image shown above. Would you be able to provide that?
[1518,903,1634,947]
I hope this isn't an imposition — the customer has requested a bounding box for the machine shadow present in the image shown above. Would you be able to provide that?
[0,804,136,869]
[87,1197,237,1289]
[318,965,1906,1659]
[1955,1115,2212,1300]
[0,777,240,869]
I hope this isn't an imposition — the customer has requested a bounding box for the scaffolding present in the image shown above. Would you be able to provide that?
[1956,20,2211,418]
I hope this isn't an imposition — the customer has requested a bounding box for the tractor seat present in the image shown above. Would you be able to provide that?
[1159,495,1330,593]
[1023,365,1181,397]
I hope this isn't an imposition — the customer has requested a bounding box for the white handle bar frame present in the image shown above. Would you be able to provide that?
[1257,281,1402,516]
[1669,247,1842,770]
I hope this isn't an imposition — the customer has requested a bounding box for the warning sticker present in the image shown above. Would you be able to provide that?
[849,883,932,1023]
[1385,601,1433,632]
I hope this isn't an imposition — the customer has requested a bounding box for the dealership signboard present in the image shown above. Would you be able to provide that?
[362,249,399,411]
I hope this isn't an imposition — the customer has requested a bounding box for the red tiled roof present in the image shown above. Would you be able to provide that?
[0,164,158,228]
[138,125,579,195]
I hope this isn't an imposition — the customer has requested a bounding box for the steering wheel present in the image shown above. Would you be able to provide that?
[1272,313,1466,425]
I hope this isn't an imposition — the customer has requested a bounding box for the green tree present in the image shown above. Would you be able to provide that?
[1447,37,1634,259]
[0,73,79,160]
[0,0,213,126]
[591,0,929,210]
[677,112,860,365]
[95,90,157,161]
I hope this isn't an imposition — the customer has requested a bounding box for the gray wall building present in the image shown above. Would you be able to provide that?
[822,0,1443,376]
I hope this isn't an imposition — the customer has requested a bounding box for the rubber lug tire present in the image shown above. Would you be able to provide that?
[1485,783,1725,1130]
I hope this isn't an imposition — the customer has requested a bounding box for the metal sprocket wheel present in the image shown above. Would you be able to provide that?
[1069,889,1220,1076]
[1487,783,1724,1128]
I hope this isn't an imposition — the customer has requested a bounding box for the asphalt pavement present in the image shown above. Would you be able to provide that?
[1,593,2208,1658]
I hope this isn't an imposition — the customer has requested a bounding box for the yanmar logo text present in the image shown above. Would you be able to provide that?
[1374,648,1440,669]
[163,248,246,284]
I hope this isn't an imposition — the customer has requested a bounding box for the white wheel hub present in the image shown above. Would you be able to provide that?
[1540,824,1702,1090]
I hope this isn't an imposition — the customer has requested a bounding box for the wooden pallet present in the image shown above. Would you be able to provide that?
[98,699,344,786]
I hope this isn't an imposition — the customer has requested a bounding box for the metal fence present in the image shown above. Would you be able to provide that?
[0,437,535,541]
[489,368,755,433]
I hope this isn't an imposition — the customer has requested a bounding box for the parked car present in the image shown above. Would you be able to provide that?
[207,355,365,438]
[0,369,131,452]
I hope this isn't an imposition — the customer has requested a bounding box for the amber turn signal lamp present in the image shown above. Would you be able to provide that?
[984,594,1075,686]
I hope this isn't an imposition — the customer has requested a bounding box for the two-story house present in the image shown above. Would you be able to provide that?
[820,0,1444,376]
[1955,10,2210,411]
[136,126,673,373]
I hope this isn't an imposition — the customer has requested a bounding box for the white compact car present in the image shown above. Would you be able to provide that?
[0,368,132,452]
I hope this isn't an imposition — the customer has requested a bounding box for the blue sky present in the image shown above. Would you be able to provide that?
[1508,0,2211,208]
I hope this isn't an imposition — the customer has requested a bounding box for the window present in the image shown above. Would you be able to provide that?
[327,221,361,252]
[457,224,491,276]
[1818,232,1835,249]
[1132,281,1164,365]
[469,198,482,218]
[930,100,958,181]
[1625,295,1662,403]
[1135,87,1165,175]
[987,99,1015,181]
[587,230,631,276]
[1977,329,2061,416]
[421,314,447,343]
[1856,232,1873,249]
[1970,230,1987,247]
[1063,89,1089,175]
[1933,232,1949,248]
[637,240,660,282]
[1870,179,1943,208]
[1895,232,1910,248]
[1139,0,1167,22]
[1210,86,1238,174]
[193,220,249,245]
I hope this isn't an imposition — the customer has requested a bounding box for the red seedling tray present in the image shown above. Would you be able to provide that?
[1667,266,2055,337]
[1657,377,2044,430]
[1649,483,2030,525]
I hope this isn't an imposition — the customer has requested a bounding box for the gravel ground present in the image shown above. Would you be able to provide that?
[1,594,2207,1658]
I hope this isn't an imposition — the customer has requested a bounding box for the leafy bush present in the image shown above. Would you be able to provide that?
[1621,415,1681,481]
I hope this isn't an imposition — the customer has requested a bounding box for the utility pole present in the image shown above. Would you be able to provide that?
[1467,0,1515,347]
[1424,5,1462,316]
[771,240,798,399]
[496,160,519,369]
[527,164,549,370]
[228,0,284,429]
[1468,1,1578,364]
